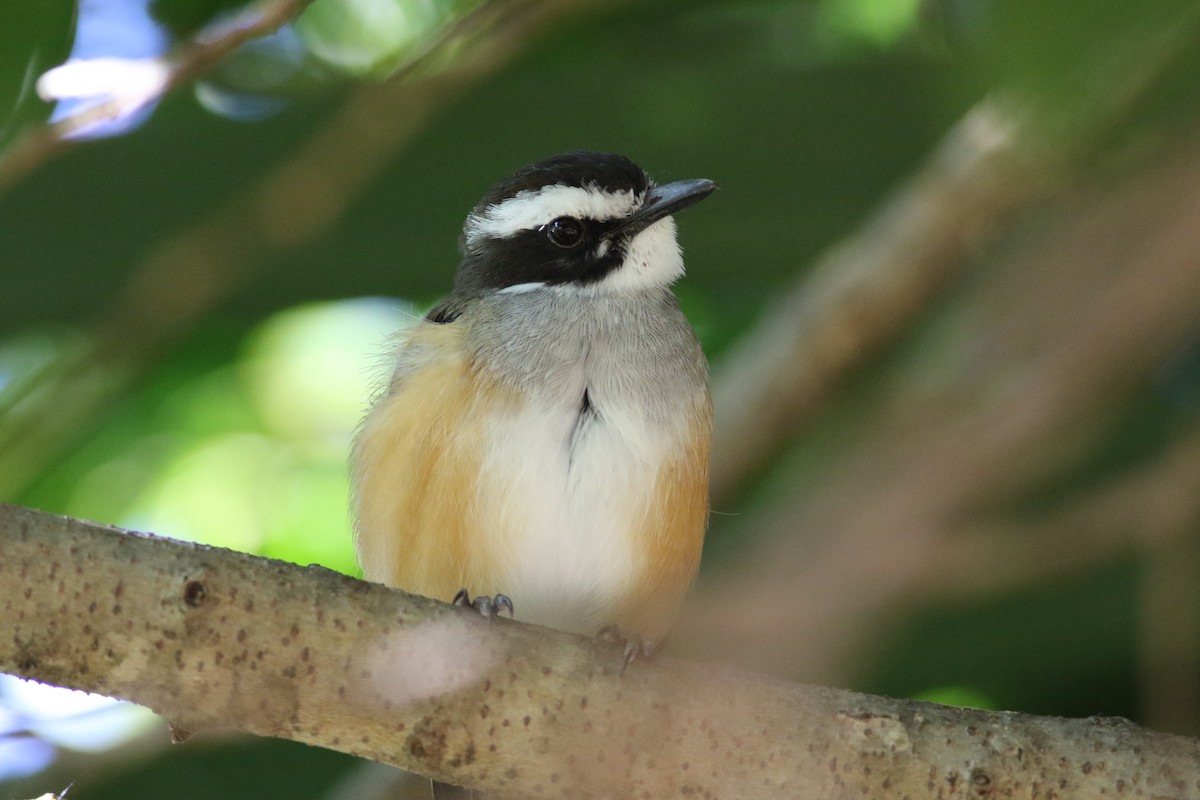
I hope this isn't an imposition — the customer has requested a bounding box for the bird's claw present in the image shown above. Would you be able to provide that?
[452,589,514,619]
[596,625,655,675]
[620,634,655,675]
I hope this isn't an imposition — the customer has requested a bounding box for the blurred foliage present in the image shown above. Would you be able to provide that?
[887,564,1140,719]
[17,300,403,575]
[0,2,75,147]
[151,0,256,37]
[86,735,358,800]
[295,0,482,75]
[3,0,1200,796]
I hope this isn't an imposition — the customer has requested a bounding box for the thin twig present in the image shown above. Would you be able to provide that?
[0,0,318,193]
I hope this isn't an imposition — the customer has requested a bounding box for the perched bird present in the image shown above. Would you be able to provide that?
[352,150,713,651]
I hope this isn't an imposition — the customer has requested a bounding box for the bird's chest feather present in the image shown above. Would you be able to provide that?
[471,352,671,632]
[466,299,696,632]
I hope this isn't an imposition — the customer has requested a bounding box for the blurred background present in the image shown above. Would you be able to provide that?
[3,0,1200,796]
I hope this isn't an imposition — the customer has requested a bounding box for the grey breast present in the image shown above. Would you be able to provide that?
[465,287,708,422]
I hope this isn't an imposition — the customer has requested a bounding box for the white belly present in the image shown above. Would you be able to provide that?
[475,395,668,634]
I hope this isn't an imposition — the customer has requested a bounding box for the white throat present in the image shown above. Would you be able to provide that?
[593,216,684,293]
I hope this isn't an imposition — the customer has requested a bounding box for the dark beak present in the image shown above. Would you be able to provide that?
[606,178,716,239]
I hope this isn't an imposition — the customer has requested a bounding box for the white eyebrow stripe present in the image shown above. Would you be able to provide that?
[465,185,640,242]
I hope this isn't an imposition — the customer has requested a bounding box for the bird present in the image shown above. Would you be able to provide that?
[351,153,713,757]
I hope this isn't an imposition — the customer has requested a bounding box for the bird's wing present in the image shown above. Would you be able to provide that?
[612,405,712,641]
[350,318,510,600]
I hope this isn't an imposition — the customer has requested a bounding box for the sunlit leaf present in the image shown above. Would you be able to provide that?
[818,0,920,48]
[295,0,462,76]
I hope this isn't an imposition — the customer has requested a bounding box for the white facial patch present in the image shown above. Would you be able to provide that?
[466,184,640,244]
[592,216,684,292]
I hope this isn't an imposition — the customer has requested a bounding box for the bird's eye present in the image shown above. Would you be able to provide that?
[545,217,585,249]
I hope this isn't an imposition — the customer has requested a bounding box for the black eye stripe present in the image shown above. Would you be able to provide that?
[454,216,628,293]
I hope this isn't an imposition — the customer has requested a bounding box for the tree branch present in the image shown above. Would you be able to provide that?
[709,1,1200,503]
[709,96,1043,501]
[3,503,1198,798]
[679,128,1200,686]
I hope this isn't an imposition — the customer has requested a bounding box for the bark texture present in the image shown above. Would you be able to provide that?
[3,503,1198,799]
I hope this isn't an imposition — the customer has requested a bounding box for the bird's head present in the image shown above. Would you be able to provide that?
[455,151,714,296]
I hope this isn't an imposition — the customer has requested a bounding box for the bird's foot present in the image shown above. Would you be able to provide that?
[452,588,514,619]
[596,625,656,675]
